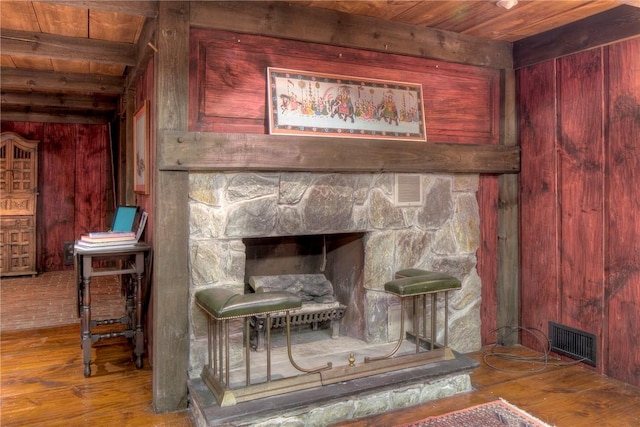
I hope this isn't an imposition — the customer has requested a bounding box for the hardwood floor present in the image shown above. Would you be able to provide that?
[2,325,639,427]
[336,345,640,427]
[1,272,639,426]
[0,325,192,426]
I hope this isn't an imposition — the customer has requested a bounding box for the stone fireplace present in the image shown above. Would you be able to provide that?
[188,171,482,379]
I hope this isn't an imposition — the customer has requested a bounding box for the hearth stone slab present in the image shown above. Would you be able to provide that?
[188,352,478,426]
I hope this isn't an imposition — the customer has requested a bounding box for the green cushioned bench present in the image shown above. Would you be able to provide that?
[365,269,461,362]
[196,288,302,319]
[195,288,330,406]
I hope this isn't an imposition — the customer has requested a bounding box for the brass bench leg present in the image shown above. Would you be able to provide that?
[285,311,332,373]
[431,293,437,351]
[224,320,230,387]
[245,317,251,387]
[444,292,449,347]
[217,320,223,382]
[414,296,420,354]
[365,297,406,362]
[422,294,428,350]
[266,314,272,382]
[207,317,214,375]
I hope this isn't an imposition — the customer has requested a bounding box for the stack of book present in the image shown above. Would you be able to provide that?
[75,211,147,250]
[75,231,138,249]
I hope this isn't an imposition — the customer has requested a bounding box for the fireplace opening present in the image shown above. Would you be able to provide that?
[243,232,366,340]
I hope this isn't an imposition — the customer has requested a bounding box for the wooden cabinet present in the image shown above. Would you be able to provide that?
[1,132,39,277]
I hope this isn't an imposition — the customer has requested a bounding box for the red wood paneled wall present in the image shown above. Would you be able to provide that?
[189,29,500,144]
[518,37,640,387]
[0,121,110,272]
[134,58,155,248]
[189,28,502,343]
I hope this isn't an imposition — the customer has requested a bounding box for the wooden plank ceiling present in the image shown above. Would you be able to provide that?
[0,0,637,124]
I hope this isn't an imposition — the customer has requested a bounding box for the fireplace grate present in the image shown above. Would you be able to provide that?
[254,305,346,330]
[548,321,596,366]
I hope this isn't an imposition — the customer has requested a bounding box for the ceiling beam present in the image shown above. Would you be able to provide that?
[190,1,513,70]
[1,91,117,111]
[39,0,158,17]
[126,13,158,91]
[514,5,640,69]
[0,110,111,125]
[1,67,124,95]
[0,29,136,66]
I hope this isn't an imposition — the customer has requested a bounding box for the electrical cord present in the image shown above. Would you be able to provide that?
[483,325,587,373]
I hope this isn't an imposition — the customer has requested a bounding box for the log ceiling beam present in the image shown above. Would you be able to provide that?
[1,67,124,95]
[0,110,110,125]
[0,29,136,66]
[1,91,117,111]
[125,13,157,92]
[159,132,520,174]
[514,5,640,69]
[189,1,513,70]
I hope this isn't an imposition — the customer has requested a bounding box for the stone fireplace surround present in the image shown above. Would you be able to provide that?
[187,170,482,423]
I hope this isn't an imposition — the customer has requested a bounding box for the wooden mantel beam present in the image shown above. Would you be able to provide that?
[159,132,520,174]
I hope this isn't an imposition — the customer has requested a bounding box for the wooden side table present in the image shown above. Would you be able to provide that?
[74,242,151,377]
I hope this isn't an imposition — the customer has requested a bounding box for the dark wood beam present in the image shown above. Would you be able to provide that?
[42,0,158,17]
[125,13,158,91]
[152,0,190,414]
[190,1,512,70]
[1,91,117,111]
[514,5,640,69]
[1,68,124,95]
[159,132,520,174]
[0,29,136,66]
[0,110,110,125]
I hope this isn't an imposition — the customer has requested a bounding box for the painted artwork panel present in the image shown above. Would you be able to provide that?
[267,68,426,141]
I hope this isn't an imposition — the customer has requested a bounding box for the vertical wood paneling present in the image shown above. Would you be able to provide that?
[519,41,639,387]
[0,121,109,272]
[518,60,559,350]
[557,50,605,372]
[40,124,77,271]
[478,175,498,344]
[74,125,107,234]
[605,37,640,386]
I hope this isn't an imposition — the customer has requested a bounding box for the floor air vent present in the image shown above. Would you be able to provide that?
[549,321,596,366]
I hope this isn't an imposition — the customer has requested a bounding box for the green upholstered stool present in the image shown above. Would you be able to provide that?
[366,269,461,362]
[195,288,330,406]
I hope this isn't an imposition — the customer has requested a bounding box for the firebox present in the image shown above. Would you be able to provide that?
[243,232,366,340]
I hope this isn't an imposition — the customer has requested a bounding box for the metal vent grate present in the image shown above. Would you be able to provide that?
[549,321,596,366]
[395,174,422,206]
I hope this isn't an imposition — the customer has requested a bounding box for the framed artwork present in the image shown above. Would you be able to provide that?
[133,100,149,194]
[267,67,426,141]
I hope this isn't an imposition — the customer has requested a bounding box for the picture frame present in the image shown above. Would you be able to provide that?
[133,100,149,194]
[267,67,426,141]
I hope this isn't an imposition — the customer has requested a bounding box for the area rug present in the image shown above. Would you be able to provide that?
[396,398,552,427]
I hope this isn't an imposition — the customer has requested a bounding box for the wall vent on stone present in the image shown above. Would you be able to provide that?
[395,174,422,206]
